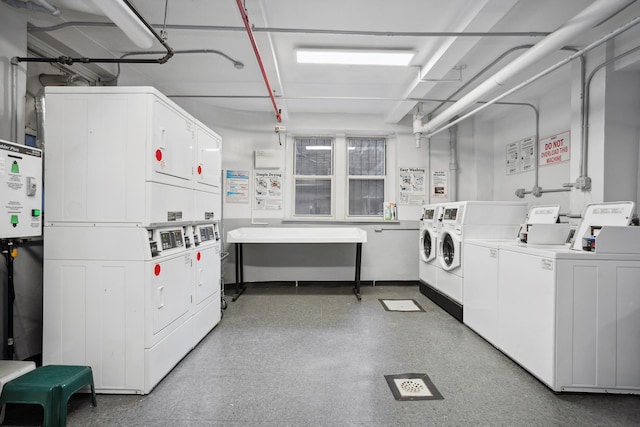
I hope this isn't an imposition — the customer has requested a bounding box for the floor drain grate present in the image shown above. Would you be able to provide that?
[384,373,443,401]
[379,299,425,312]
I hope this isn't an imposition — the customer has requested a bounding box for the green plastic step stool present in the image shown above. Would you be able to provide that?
[0,365,97,426]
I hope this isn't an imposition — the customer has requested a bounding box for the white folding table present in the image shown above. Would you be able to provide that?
[226,227,368,301]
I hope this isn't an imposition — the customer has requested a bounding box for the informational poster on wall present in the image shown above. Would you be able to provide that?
[225,170,250,204]
[398,167,426,205]
[505,136,536,175]
[431,170,448,198]
[254,170,283,210]
[539,130,570,167]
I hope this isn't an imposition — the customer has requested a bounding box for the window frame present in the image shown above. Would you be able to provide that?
[287,133,393,222]
[292,136,335,218]
[345,136,387,219]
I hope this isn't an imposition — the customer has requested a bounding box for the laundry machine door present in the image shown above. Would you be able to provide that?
[420,229,436,262]
[439,231,461,271]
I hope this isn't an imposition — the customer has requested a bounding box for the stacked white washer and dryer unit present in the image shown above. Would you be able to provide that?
[43,87,223,394]
[419,201,527,321]
[464,201,640,394]
[418,204,441,291]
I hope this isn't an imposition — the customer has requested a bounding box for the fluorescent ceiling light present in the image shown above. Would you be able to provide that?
[296,50,414,66]
[305,146,332,150]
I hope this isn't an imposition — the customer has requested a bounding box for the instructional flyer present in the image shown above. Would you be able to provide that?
[225,170,250,204]
[254,170,283,210]
[505,136,536,175]
[399,167,426,205]
[431,170,448,198]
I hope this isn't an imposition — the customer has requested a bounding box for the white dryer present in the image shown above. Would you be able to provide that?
[418,204,441,287]
[420,201,527,321]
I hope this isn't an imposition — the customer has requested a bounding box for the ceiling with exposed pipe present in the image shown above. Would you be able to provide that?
[9,0,640,125]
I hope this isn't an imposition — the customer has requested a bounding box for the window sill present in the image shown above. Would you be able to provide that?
[282,218,401,225]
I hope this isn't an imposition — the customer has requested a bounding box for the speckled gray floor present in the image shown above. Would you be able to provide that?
[4,285,640,426]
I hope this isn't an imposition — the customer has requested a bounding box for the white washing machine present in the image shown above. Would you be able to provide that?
[420,201,527,321]
[464,204,566,342]
[418,204,441,288]
[465,201,640,394]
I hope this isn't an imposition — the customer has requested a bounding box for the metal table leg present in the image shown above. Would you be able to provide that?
[353,242,362,301]
[232,243,247,301]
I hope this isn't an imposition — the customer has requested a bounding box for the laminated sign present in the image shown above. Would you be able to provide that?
[539,131,570,167]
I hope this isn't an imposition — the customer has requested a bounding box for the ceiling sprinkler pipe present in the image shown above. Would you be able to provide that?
[235,0,282,122]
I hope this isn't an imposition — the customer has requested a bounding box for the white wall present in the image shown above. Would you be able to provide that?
[603,69,640,203]
[489,67,574,213]
[175,45,640,285]
[172,100,426,282]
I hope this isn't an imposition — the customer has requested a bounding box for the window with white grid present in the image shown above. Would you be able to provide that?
[293,137,333,216]
[347,137,386,217]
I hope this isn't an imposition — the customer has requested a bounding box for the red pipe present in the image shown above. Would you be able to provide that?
[235,0,282,122]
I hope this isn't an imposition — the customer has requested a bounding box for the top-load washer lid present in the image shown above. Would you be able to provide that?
[527,205,561,224]
[570,201,636,251]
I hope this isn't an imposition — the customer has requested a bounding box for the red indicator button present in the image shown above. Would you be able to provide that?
[197,252,201,261]
[197,165,202,175]
[154,264,161,276]
[155,149,163,161]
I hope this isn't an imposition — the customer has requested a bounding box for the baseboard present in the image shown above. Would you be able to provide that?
[374,280,420,287]
[419,281,463,322]
[224,280,376,290]
[224,281,296,291]
[297,280,374,287]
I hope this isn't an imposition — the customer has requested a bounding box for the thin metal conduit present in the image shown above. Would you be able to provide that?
[28,22,552,38]
[102,49,244,83]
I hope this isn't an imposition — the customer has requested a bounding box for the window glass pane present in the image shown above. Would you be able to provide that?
[349,179,384,216]
[348,138,385,176]
[295,138,332,175]
[295,179,332,216]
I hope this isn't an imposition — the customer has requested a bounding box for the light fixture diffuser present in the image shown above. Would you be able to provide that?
[296,50,414,66]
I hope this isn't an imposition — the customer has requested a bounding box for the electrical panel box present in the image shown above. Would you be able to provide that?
[0,140,42,238]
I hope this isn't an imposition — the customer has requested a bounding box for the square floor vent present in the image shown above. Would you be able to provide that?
[379,299,425,312]
[384,373,443,401]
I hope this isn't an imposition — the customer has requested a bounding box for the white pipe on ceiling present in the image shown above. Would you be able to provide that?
[414,0,636,137]
[90,0,155,48]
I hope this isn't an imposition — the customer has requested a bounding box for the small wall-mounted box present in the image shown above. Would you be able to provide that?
[254,149,282,169]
